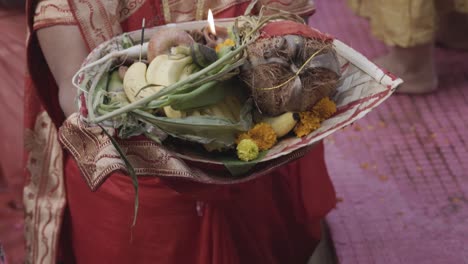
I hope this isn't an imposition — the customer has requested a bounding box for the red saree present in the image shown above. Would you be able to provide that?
[24,1,336,263]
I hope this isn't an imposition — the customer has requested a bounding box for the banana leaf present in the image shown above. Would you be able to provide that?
[165,81,223,111]
[132,99,253,147]
[217,150,268,176]
[167,79,245,111]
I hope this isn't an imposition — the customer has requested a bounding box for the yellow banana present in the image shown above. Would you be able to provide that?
[123,61,164,102]
[129,54,239,123]
[163,106,186,118]
[179,64,198,81]
[146,54,193,86]
[261,112,299,138]
[145,54,193,118]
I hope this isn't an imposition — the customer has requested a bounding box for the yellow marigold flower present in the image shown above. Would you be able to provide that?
[312,97,337,121]
[223,38,235,46]
[294,112,321,137]
[215,38,235,52]
[237,139,259,161]
[247,123,277,151]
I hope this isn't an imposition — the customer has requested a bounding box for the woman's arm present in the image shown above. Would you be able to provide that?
[37,25,88,117]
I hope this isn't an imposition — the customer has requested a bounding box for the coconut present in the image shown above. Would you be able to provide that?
[240,21,340,116]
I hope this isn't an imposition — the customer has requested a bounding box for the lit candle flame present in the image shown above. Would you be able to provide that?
[207,9,216,35]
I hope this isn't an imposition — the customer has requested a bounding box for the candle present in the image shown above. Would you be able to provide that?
[204,9,228,48]
[207,9,216,36]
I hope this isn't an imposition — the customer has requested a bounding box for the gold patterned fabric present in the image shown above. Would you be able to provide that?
[33,0,76,30]
[59,114,314,189]
[23,111,65,264]
[161,0,315,23]
[33,0,316,39]
[348,0,468,47]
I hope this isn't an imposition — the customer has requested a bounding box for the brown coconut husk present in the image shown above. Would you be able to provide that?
[240,35,340,116]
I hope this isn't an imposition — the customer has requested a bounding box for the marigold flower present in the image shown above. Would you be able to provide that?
[237,138,259,161]
[294,97,337,137]
[294,112,321,137]
[236,123,277,151]
[215,38,236,53]
[247,123,277,151]
[312,97,337,121]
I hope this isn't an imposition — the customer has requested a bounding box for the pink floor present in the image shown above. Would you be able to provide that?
[310,1,468,263]
[2,1,468,264]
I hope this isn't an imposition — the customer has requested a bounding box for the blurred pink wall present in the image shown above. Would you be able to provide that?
[0,9,25,196]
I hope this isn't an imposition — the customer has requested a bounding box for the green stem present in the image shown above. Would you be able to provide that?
[99,125,139,228]
[144,61,242,109]
[92,43,248,124]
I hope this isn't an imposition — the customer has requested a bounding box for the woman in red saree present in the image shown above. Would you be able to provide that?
[25,0,336,263]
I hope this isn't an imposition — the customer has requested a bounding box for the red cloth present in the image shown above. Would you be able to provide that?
[63,142,335,264]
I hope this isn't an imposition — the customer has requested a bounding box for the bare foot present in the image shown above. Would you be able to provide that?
[374,44,438,94]
[437,12,468,51]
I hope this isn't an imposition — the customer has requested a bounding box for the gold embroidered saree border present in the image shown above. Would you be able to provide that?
[33,0,76,30]
[23,111,66,264]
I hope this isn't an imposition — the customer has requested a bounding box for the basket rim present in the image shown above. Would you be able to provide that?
[73,19,403,167]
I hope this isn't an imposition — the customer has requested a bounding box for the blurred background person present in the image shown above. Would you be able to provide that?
[348,0,468,94]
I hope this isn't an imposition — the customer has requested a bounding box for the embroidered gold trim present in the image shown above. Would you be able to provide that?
[118,0,147,22]
[196,0,206,20]
[58,114,311,189]
[68,0,123,50]
[34,0,75,29]
[162,0,172,23]
[24,111,65,264]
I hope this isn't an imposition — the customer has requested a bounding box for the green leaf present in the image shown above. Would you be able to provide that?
[92,72,110,112]
[167,81,225,111]
[93,43,249,123]
[219,150,268,176]
[133,99,253,148]
[121,34,135,49]
[99,125,139,228]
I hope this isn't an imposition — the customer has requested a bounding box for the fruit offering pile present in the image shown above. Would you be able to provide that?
[80,8,340,162]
